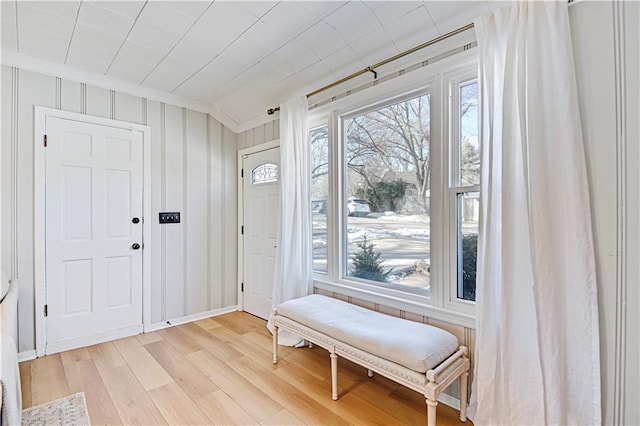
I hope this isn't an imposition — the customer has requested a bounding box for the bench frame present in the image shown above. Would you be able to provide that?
[272,309,470,426]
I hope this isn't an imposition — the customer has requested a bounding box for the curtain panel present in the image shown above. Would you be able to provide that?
[470,3,601,425]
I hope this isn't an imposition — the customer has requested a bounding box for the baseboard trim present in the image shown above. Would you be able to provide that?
[18,350,36,362]
[45,325,144,356]
[145,306,239,333]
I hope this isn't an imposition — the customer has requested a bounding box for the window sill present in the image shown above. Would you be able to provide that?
[313,278,476,329]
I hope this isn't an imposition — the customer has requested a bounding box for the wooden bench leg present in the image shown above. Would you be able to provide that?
[460,371,468,422]
[330,353,338,400]
[426,398,437,426]
[309,342,314,349]
[272,325,279,364]
[367,369,374,378]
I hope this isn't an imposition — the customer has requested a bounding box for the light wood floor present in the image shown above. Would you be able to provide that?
[20,311,469,425]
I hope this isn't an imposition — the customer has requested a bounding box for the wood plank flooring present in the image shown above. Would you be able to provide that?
[20,311,470,425]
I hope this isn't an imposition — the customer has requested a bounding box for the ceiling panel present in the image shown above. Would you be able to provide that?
[8,0,492,129]
[27,1,80,21]
[368,1,423,25]
[383,6,439,52]
[136,2,196,38]
[66,40,115,73]
[323,2,381,43]
[296,21,345,60]
[76,2,135,36]
[423,1,489,33]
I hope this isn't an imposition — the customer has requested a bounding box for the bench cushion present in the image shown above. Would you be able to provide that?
[277,294,459,373]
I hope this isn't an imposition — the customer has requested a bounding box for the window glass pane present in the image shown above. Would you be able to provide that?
[311,125,329,272]
[457,191,479,301]
[459,81,479,187]
[251,163,277,184]
[344,94,431,291]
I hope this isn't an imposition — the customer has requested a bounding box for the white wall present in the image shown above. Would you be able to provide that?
[0,65,238,354]
[237,2,640,423]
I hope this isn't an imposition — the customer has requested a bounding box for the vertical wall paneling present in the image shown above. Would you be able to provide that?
[237,131,246,150]
[264,120,274,141]
[115,93,143,124]
[85,85,110,118]
[163,104,185,320]
[245,128,254,147]
[147,100,163,323]
[223,127,238,306]
[61,80,82,113]
[80,83,86,114]
[1,66,239,352]
[273,119,280,140]
[17,70,56,352]
[209,118,223,310]
[185,110,209,315]
[253,124,265,145]
[55,77,61,109]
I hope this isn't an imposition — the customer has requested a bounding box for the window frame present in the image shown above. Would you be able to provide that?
[309,49,478,327]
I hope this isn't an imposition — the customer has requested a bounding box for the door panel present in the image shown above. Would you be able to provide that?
[243,147,280,320]
[45,116,143,352]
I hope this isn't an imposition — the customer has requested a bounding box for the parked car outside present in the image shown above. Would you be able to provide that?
[347,198,371,216]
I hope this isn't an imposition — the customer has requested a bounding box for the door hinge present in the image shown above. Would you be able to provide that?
[241,168,244,178]
[43,134,47,147]
[44,304,48,317]
[241,282,244,292]
[241,225,244,235]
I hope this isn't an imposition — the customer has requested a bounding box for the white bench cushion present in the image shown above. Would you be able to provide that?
[277,294,459,373]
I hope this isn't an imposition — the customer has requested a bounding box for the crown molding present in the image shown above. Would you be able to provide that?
[0,50,241,133]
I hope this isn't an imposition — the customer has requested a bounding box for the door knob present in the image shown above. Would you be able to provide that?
[132,217,140,224]
[131,243,141,250]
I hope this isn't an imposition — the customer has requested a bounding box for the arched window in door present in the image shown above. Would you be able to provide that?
[251,163,278,184]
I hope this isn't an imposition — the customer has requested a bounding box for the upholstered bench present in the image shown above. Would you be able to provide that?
[272,294,469,426]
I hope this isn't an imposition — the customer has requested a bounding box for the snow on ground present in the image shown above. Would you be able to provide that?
[376,212,430,223]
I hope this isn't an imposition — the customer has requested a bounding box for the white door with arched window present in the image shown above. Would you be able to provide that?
[241,146,280,319]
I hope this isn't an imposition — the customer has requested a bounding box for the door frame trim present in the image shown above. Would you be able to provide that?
[237,140,280,313]
[34,106,152,357]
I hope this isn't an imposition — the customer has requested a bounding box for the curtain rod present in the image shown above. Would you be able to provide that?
[266,22,475,115]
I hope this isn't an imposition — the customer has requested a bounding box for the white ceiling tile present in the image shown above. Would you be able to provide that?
[93,1,145,19]
[199,2,259,37]
[234,21,291,54]
[137,2,196,38]
[161,1,214,19]
[143,67,187,92]
[271,40,320,77]
[27,1,80,21]
[107,54,155,83]
[323,2,381,43]
[231,1,280,19]
[18,26,68,61]
[296,21,344,60]
[349,28,399,64]
[179,21,235,58]
[423,1,489,34]
[260,2,321,38]
[366,1,423,25]
[168,39,218,65]
[384,6,439,52]
[66,40,114,73]
[72,23,126,53]
[157,54,210,79]
[321,46,365,78]
[297,1,348,19]
[117,40,166,65]
[77,2,135,37]
[17,3,75,40]
[127,22,182,54]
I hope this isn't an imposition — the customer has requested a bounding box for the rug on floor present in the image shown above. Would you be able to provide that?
[21,392,90,426]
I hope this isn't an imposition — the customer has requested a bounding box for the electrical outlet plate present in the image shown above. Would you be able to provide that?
[159,212,180,224]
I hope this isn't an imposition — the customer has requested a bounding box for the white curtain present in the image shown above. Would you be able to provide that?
[470,3,601,425]
[267,95,313,346]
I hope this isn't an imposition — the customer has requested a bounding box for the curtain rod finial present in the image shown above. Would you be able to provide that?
[267,107,280,115]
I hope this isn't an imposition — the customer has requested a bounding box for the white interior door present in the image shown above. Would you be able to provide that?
[242,147,280,320]
[45,116,144,354]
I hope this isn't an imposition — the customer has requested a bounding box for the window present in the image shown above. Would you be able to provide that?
[251,163,277,184]
[450,79,479,302]
[309,55,479,317]
[310,125,329,272]
[344,93,431,291]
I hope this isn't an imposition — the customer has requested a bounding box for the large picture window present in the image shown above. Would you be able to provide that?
[309,56,479,318]
[344,93,431,291]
